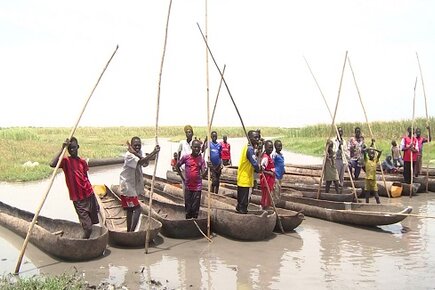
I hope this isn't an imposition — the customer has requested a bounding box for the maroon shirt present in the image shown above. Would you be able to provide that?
[177,154,205,191]
[60,157,94,201]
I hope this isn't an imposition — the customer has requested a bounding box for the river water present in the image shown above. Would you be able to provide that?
[0,138,434,289]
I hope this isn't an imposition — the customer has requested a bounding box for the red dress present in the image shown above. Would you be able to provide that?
[260,153,275,208]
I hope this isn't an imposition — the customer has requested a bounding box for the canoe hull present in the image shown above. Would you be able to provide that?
[0,201,108,261]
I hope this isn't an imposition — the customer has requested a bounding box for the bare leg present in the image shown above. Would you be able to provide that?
[126,208,133,232]
[374,191,381,204]
[365,190,370,203]
[333,181,340,194]
[130,205,141,231]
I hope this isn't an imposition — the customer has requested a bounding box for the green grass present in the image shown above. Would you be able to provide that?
[0,120,433,182]
[0,273,85,290]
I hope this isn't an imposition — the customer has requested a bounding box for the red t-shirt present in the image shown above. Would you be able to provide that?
[60,157,94,201]
[177,154,205,191]
[220,142,231,161]
[402,136,418,162]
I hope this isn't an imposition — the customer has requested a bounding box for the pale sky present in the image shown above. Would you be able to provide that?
[1,0,434,128]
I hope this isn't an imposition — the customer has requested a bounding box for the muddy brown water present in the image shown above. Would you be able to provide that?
[1,138,434,289]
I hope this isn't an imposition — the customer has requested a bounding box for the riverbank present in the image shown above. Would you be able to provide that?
[1,124,434,182]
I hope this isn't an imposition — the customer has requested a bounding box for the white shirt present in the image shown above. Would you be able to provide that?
[119,151,144,197]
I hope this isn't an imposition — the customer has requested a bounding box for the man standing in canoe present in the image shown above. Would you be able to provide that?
[50,137,99,239]
[333,127,349,187]
[236,130,262,214]
[348,127,365,179]
[176,139,207,219]
[260,140,276,210]
[178,125,194,162]
[401,127,419,184]
[414,126,431,177]
[119,137,160,232]
[207,131,223,194]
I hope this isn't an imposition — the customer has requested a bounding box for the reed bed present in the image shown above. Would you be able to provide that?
[0,120,433,182]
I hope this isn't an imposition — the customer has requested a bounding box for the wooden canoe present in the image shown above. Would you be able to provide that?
[0,201,108,261]
[277,194,412,226]
[219,167,423,196]
[95,185,162,247]
[111,185,208,239]
[142,177,280,240]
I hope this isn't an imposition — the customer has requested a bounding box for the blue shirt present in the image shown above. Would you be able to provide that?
[273,152,285,180]
[209,141,222,166]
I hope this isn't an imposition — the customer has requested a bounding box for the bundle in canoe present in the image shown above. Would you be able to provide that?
[111,185,208,239]
[94,185,162,247]
[142,176,281,240]
[0,201,108,261]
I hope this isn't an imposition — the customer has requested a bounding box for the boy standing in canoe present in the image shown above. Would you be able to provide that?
[220,135,232,166]
[176,139,207,219]
[236,130,262,214]
[260,140,276,210]
[363,142,382,204]
[119,137,160,232]
[272,139,285,195]
[50,137,99,239]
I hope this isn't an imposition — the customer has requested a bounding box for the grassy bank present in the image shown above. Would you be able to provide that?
[0,120,433,182]
[0,273,85,289]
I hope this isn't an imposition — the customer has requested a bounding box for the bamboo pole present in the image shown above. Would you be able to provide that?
[304,56,357,201]
[204,0,212,240]
[347,56,391,198]
[145,0,172,254]
[410,77,417,198]
[197,24,284,230]
[416,52,431,192]
[210,65,226,125]
[14,45,119,274]
[317,52,348,199]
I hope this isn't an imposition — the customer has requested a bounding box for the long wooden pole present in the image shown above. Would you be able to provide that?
[304,56,357,201]
[14,45,119,274]
[204,0,212,240]
[145,0,172,254]
[197,24,284,231]
[317,52,348,199]
[210,65,226,126]
[416,52,431,192]
[197,23,249,141]
[410,77,417,198]
[347,56,391,198]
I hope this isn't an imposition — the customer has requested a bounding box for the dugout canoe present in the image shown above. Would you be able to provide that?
[286,163,435,177]
[94,185,162,247]
[277,194,412,226]
[88,153,156,167]
[0,201,108,261]
[111,185,208,239]
[142,177,279,240]
[219,167,423,196]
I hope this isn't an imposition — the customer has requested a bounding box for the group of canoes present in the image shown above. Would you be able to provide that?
[3,157,431,262]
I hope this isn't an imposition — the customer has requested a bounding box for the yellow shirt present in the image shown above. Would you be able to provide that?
[237,144,255,187]
[365,158,377,180]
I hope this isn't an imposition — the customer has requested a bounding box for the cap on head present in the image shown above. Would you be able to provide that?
[184,125,193,133]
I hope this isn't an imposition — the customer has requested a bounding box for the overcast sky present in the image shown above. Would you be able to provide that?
[1,0,434,128]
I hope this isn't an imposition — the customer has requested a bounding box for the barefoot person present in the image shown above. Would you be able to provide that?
[363,142,382,204]
[236,130,261,214]
[260,140,275,209]
[176,140,207,219]
[50,137,99,239]
[119,137,160,232]
[220,135,232,166]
